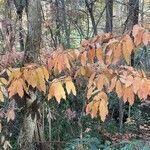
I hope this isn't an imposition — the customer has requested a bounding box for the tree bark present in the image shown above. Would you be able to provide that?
[85,0,97,35]
[24,0,42,63]
[60,0,70,48]
[125,0,139,31]
[105,0,113,33]
[18,0,42,149]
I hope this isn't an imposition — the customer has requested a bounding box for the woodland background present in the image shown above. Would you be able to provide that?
[0,0,150,150]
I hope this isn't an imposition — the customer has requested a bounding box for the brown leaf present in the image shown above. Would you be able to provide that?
[108,76,117,92]
[116,80,123,98]
[80,51,87,66]
[122,35,134,64]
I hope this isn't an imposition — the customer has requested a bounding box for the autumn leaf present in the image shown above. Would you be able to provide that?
[65,76,76,95]
[96,74,106,91]
[88,73,96,88]
[115,80,123,98]
[8,80,17,97]
[80,51,87,66]
[48,79,66,103]
[88,48,95,63]
[87,86,95,99]
[113,43,122,64]
[96,48,103,62]
[108,76,117,92]
[64,53,71,70]
[132,77,141,94]
[91,101,99,118]
[16,79,24,98]
[123,86,134,105]
[0,91,4,102]
[122,35,134,64]
[0,78,8,85]
[134,29,144,46]
[36,67,46,92]
[47,57,54,70]
[41,66,49,81]
[98,92,108,121]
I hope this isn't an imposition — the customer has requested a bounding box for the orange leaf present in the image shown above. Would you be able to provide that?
[134,29,144,46]
[132,77,141,94]
[88,73,96,88]
[64,53,71,70]
[88,48,95,63]
[108,76,117,92]
[98,91,108,121]
[123,86,134,105]
[91,101,99,118]
[113,43,122,64]
[96,74,106,91]
[16,79,24,98]
[8,80,17,97]
[115,80,123,98]
[80,51,87,66]
[96,48,103,62]
[122,35,134,64]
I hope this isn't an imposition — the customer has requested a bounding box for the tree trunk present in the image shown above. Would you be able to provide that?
[85,0,97,35]
[60,0,70,48]
[18,0,42,149]
[24,0,42,63]
[125,0,139,31]
[105,0,113,33]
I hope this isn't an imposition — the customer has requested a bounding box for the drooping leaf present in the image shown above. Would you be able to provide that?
[65,76,76,96]
[122,35,134,64]
[80,51,87,66]
[115,80,123,98]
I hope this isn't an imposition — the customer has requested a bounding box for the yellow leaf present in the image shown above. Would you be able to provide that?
[48,80,66,103]
[0,78,8,85]
[87,86,94,99]
[41,66,49,81]
[65,76,76,96]
[91,101,99,118]
[11,68,22,79]
[36,67,46,92]
[8,80,17,98]
[16,79,24,98]
[0,91,4,102]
